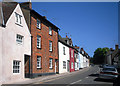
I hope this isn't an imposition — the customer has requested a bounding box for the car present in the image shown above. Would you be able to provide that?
[99,66,119,80]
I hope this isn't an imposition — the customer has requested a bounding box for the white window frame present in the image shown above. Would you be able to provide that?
[49,58,53,69]
[13,60,20,74]
[49,41,52,52]
[16,34,23,44]
[49,26,52,35]
[37,19,41,29]
[63,61,66,69]
[37,35,41,48]
[37,56,41,68]
[15,12,22,25]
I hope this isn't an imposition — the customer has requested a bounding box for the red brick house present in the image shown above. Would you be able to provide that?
[20,2,59,78]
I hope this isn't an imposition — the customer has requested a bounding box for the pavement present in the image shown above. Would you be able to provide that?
[3,66,90,85]
[2,65,114,86]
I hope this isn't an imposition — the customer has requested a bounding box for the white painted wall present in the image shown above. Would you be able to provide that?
[58,42,69,73]
[0,26,3,85]
[79,53,84,69]
[2,4,31,84]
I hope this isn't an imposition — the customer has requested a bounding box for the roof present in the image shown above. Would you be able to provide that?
[20,2,60,31]
[58,34,75,49]
[2,2,18,25]
[112,49,120,59]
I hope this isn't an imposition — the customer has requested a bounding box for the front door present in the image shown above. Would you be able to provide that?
[67,60,70,72]
[24,55,30,78]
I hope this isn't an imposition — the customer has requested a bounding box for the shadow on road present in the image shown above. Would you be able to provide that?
[89,73,113,83]
[94,78,113,83]
[89,73,99,77]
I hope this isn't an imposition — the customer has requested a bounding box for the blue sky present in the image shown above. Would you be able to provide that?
[32,2,118,57]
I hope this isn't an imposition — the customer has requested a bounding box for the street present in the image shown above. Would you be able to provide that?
[33,65,113,85]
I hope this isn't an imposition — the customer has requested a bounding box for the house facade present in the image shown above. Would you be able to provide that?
[58,35,70,73]
[21,2,59,78]
[0,2,31,84]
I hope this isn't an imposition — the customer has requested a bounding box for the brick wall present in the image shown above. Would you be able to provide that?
[30,14,59,76]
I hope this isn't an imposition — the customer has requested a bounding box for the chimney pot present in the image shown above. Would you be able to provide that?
[115,44,119,50]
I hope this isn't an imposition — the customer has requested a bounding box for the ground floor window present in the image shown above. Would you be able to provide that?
[49,58,53,69]
[37,56,41,68]
[63,61,66,69]
[13,60,20,73]
[71,62,74,69]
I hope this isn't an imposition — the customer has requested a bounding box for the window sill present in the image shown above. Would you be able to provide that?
[49,51,53,52]
[49,68,53,70]
[15,23,23,27]
[37,47,42,49]
[37,68,42,69]
[37,27,41,30]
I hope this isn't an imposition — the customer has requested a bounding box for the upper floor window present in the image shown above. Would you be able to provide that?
[13,60,20,73]
[71,50,73,58]
[37,56,41,68]
[37,35,41,48]
[49,41,52,52]
[49,27,52,35]
[15,12,22,25]
[63,47,65,55]
[37,19,41,29]
[16,34,23,44]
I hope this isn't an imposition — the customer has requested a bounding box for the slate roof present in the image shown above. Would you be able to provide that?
[20,2,60,31]
[2,2,18,24]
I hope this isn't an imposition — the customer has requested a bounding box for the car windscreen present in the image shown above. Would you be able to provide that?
[103,68,116,71]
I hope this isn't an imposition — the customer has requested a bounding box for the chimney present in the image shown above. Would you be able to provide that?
[110,48,113,51]
[115,44,119,50]
[43,16,47,19]
[66,35,68,38]
[20,2,32,9]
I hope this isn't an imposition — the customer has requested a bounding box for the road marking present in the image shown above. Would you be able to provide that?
[70,79,82,84]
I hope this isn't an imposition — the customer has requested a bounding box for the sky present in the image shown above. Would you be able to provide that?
[32,2,118,57]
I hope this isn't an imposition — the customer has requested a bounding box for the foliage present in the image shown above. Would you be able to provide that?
[93,47,109,64]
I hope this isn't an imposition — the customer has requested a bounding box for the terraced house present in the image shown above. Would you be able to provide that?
[0,2,31,84]
[20,2,59,78]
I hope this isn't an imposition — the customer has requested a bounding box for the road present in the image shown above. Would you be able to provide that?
[33,65,113,85]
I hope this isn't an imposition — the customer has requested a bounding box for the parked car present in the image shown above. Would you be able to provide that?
[99,66,119,80]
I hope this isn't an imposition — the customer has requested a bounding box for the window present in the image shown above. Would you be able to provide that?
[49,27,52,35]
[49,41,52,52]
[15,12,22,25]
[37,35,41,48]
[63,47,65,55]
[49,58,53,69]
[71,62,73,69]
[16,34,23,44]
[37,19,41,29]
[13,60,20,73]
[63,61,66,69]
[37,56,41,68]
[71,50,73,58]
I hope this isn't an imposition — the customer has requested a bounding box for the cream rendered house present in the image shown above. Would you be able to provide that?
[0,2,31,84]
[58,35,70,73]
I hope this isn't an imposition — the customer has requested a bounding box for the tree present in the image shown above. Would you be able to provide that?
[93,47,109,64]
